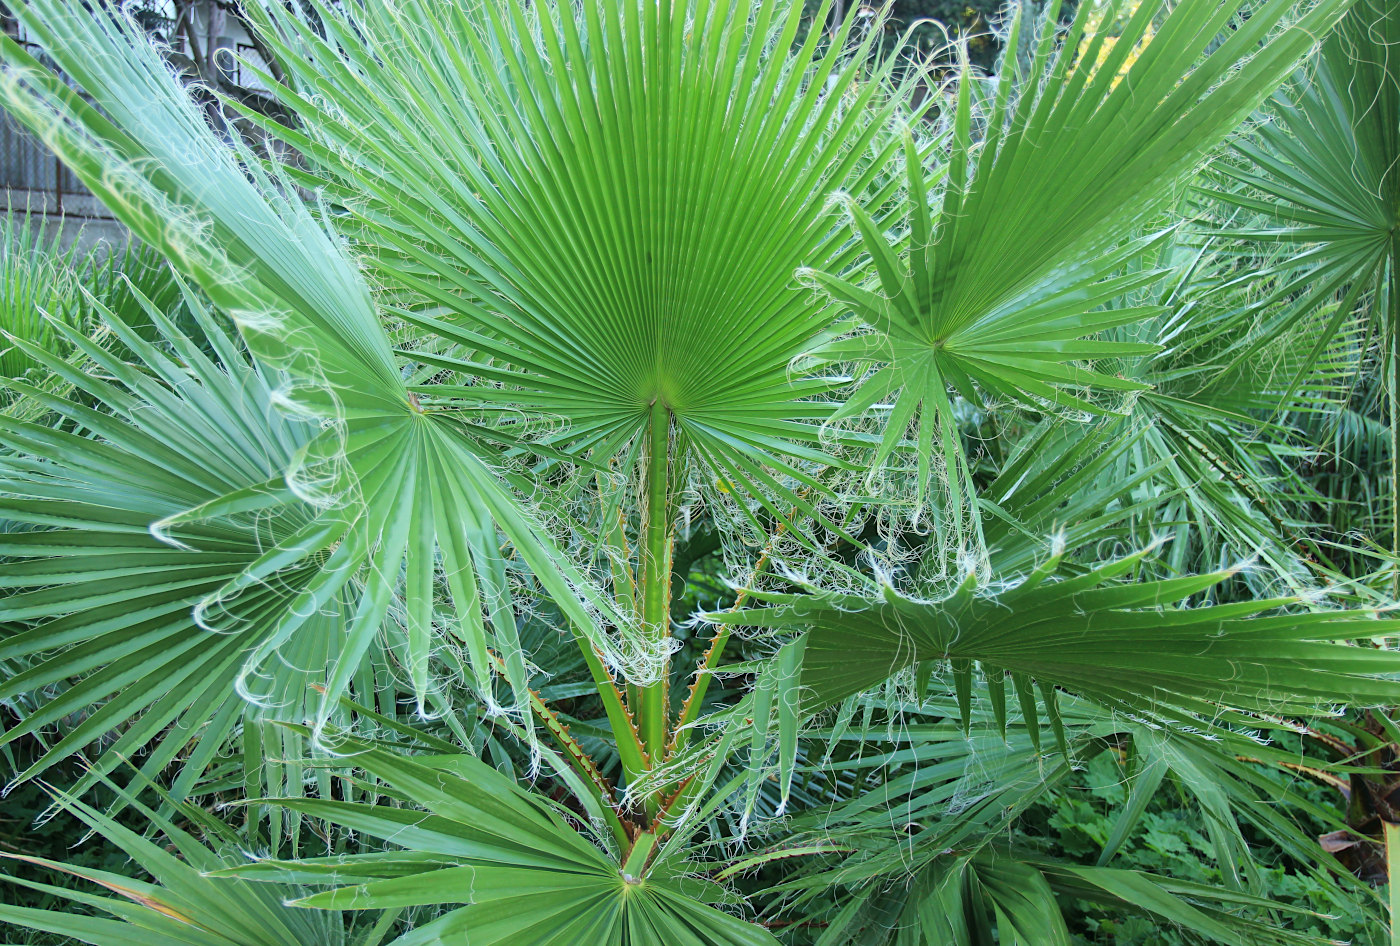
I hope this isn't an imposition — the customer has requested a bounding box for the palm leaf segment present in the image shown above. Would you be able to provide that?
[238,0,910,535]
[718,546,1400,748]
[809,0,1356,541]
[0,0,636,733]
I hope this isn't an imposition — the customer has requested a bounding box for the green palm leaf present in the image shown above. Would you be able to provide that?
[826,849,1340,946]
[809,0,1356,544]
[234,0,915,536]
[715,546,1400,743]
[0,210,79,384]
[761,697,1372,944]
[216,729,778,946]
[999,235,1360,591]
[0,783,386,946]
[1209,0,1400,570]
[0,0,634,726]
[1214,0,1398,319]
[0,292,378,805]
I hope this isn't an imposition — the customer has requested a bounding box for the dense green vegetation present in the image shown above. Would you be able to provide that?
[2,0,1400,943]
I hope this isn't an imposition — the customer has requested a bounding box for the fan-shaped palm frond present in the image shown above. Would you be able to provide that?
[215,729,779,946]
[1213,0,1398,343]
[1048,234,1363,586]
[808,0,1354,549]
[0,293,379,806]
[0,0,633,734]
[1209,0,1400,569]
[717,547,1400,746]
[221,0,926,549]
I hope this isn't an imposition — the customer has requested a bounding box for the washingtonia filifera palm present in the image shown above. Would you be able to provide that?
[0,0,1398,943]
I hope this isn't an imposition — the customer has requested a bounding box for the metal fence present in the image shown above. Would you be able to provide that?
[232,41,270,91]
[0,25,272,220]
[0,39,113,219]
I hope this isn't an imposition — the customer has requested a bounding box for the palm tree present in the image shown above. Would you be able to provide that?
[1,0,1398,942]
